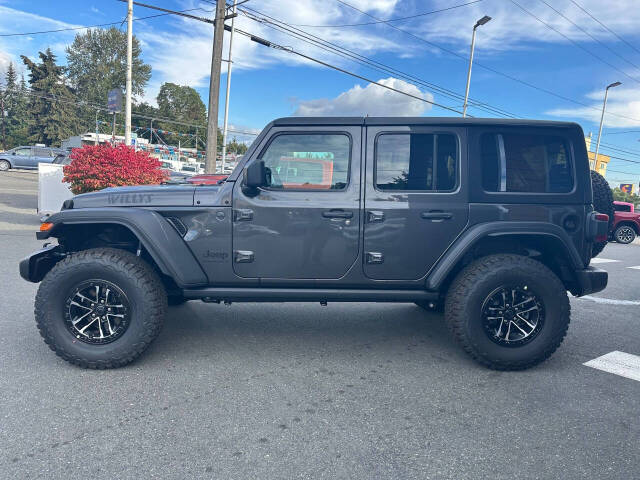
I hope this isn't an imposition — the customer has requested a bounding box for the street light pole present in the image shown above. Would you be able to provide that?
[125,0,133,146]
[221,0,237,172]
[594,81,622,164]
[462,15,491,118]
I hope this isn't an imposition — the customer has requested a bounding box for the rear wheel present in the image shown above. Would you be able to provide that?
[0,159,10,171]
[614,225,636,244]
[35,248,167,369]
[445,254,570,370]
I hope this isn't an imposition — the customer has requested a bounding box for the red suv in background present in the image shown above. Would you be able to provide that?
[611,201,640,244]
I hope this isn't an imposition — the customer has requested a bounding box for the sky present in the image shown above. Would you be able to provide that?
[1,0,640,185]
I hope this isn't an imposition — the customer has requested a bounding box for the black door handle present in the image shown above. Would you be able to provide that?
[421,211,453,220]
[322,209,353,219]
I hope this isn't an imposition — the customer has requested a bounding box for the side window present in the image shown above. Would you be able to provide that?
[35,148,51,157]
[260,134,350,190]
[375,133,457,191]
[481,132,574,193]
[14,148,31,156]
[614,204,631,212]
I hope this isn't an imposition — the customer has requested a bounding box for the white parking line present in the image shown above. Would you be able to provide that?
[584,351,640,382]
[590,258,620,264]
[579,295,640,306]
[627,266,640,270]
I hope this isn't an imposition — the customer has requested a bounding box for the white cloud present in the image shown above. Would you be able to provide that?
[548,87,640,127]
[294,77,433,116]
[406,0,640,53]
[136,0,404,90]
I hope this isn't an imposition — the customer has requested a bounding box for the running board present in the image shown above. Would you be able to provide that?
[182,287,438,303]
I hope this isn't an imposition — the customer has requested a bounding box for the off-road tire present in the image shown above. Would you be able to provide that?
[445,254,570,370]
[0,159,10,171]
[590,170,614,257]
[35,248,167,369]
[614,224,636,244]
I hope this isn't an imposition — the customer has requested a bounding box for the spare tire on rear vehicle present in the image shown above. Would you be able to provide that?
[590,170,614,258]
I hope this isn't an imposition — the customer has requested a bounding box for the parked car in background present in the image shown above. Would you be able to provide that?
[611,201,640,244]
[185,173,228,185]
[0,146,66,170]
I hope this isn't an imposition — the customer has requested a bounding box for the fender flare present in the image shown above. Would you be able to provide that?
[40,207,208,288]
[425,221,585,291]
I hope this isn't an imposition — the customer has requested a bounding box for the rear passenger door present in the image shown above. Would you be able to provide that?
[363,126,469,280]
[33,147,54,167]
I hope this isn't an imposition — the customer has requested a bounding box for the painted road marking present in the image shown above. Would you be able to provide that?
[580,295,640,306]
[627,266,640,270]
[584,351,640,382]
[590,258,620,264]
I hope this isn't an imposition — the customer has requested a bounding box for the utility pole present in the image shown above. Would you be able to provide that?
[463,15,491,118]
[594,81,622,164]
[95,110,99,145]
[221,0,237,172]
[205,0,227,174]
[125,0,133,146]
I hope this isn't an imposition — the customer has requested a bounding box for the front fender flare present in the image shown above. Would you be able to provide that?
[39,207,207,288]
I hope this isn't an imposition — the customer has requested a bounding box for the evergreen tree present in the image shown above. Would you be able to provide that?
[2,63,29,148]
[21,49,78,146]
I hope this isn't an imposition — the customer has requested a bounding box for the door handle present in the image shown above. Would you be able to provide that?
[421,211,453,220]
[322,209,353,219]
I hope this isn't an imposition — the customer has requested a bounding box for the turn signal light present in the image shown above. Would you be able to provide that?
[39,222,54,232]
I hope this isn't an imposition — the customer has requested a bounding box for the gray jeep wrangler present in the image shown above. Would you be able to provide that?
[20,117,610,370]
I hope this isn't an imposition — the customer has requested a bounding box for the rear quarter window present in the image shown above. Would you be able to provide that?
[481,132,574,193]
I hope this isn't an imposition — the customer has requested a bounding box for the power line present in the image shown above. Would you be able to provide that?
[128,0,467,114]
[235,3,516,118]
[0,7,211,37]
[508,0,640,85]
[290,0,484,28]
[334,0,640,124]
[567,0,640,56]
[536,0,640,72]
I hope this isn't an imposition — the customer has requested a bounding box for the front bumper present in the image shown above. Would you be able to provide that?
[19,245,63,283]
[572,266,608,296]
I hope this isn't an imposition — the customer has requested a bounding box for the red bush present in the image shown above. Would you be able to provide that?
[63,144,168,194]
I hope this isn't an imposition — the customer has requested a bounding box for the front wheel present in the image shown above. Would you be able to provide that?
[614,225,636,244]
[0,159,10,171]
[35,248,167,368]
[445,254,570,370]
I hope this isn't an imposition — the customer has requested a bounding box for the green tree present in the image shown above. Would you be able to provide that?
[612,187,640,208]
[225,137,248,155]
[155,83,206,148]
[66,27,152,127]
[21,49,79,146]
[2,63,29,149]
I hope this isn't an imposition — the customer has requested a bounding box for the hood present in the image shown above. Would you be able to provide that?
[71,184,199,208]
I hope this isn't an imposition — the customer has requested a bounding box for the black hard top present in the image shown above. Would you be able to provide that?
[271,116,579,128]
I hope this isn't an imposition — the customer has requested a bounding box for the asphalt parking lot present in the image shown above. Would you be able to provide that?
[1,170,639,479]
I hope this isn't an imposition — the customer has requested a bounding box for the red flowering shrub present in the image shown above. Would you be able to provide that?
[63,144,168,194]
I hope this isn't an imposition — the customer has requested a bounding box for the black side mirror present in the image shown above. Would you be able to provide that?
[244,160,267,189]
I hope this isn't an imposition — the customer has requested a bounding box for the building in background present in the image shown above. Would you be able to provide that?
[584,134,610,176]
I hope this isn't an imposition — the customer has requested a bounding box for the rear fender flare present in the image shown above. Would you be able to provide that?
[425,222,584,291]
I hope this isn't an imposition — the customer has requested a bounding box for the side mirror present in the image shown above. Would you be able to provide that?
[243,160,267,189]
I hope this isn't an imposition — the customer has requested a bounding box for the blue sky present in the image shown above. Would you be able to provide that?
[2,0,640,185]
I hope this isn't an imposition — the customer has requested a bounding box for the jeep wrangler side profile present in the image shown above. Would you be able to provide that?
[20,117,610,370]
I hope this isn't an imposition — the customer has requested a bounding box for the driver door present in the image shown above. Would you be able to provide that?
[232,126,362,280]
